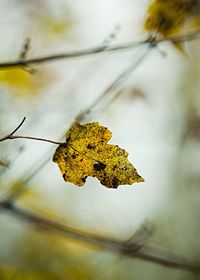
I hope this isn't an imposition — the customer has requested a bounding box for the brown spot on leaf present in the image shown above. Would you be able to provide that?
[93,162,106,171]
[81,176,87,183]
[87,144,94,149]
[112,177,119,188]
[113,164,117,170]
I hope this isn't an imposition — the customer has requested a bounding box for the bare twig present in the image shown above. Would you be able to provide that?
[0,117,26,142]
[0,30,199,70]
[20,38,31,60]
[0,118,64,200]
[102,25,120,47]
[19,38,36,74]
[0,203,199,274]
[0,117,63,145]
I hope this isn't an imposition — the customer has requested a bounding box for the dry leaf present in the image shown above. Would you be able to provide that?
[53,122,144,188]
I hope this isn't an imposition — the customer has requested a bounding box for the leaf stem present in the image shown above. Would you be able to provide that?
[8,135,64,145]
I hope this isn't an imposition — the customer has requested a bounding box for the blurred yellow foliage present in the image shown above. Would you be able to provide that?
[53,122,144,188]
[40,16,72,35]
[144,0,200,49]
[0,67,50,97]
[2,231,99,280]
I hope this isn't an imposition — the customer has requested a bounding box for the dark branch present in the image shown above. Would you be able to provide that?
[11,117,26,135]
[0,203,199,274]
[0,117,26,142]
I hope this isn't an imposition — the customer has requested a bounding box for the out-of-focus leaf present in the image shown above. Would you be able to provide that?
[53,122,144,188]
[144,0,200,51]
[5,231,100,280]
[40,16,72,35]
[0,68,37,92]
[0,67,52,97]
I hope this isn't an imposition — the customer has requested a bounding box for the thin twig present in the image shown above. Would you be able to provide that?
[0,117,63,145]
[0,118,64,200]
[20,38,31,60]
[19,38,36,74]
[0,203,199,274]
[0,30,199,70]
[0,117,26,142]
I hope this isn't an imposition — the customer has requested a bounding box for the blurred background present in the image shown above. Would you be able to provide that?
[0,0,199,279]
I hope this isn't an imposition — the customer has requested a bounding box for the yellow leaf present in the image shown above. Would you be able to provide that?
[53,122,144,188]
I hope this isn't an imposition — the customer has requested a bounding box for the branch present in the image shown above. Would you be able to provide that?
[0,30,199,70]
[0,117,26,142]
[0,202,199,274]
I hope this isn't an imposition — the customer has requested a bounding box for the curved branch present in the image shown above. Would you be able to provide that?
[1,203,199,274]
